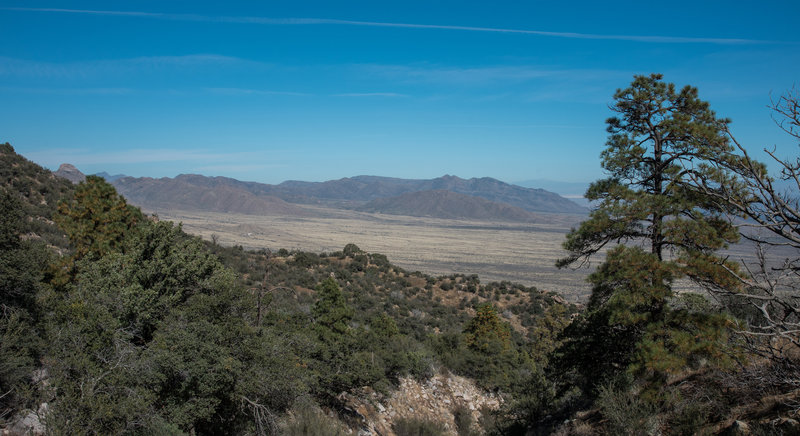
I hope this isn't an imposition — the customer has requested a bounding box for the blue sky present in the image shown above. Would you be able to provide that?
[2,1,799,186]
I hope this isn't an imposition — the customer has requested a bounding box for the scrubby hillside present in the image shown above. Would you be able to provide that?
[6,141,800,435]
[0,143,74,249]
[2,144,577,435]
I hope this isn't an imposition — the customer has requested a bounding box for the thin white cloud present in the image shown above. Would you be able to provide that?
[195,163,287,173]
[24,148,267,167]
[205,87,311,97]
[308,19,772,45]
[0,54,260,78]
[439,123,590,129]
[361,64,626,86]
[3,7,784,45]
[364,64,559,84]
[0,86,135,95]
[332,92,408,97]
[127,54,248,66]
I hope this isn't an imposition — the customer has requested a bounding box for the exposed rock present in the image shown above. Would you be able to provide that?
[54,163,85,184]
[771,417,800,431]
[339,371,502,435]
[724,420,751,436]
[3,403,47,436]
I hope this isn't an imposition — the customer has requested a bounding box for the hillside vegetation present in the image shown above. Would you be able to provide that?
[1,144,576,434]
[0,143,75,250]
[3,77,800,435]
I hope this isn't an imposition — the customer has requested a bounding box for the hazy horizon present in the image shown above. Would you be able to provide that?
[56,162,592,198]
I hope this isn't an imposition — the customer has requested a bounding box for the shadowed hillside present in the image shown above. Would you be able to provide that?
[113,175,308,216]
[274,174,587,214]
[415,175,587,214]
[357,189,543,222]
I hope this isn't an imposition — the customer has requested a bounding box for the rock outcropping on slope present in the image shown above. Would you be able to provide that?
[340,371,502,435]
[53,163,85,184]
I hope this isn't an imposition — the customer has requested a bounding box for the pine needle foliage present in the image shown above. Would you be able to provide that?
[556,74,747,392]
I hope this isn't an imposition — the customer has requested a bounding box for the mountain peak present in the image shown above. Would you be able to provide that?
[55,163,86,184]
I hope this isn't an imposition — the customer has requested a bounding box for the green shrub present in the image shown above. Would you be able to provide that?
[393,417,446,436]
[596,377,660,436]
[454,405,476,436]
[282,403,347,436]
[342,243,362,257]
[292,251,321,268]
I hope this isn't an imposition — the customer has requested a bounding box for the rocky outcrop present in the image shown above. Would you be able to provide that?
[2,403,47,436]
[340,371,502,435]
[54,163,85,184]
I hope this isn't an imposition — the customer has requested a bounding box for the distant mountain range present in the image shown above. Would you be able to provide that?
[112,175,307,216]
[515,179,590,197]
[94,171,127,182]
[515,178,592,207]
[55,168,588,221]
[358,190,543,222]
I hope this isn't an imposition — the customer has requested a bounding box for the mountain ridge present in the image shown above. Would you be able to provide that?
[357,189,543,222]
[269,174,586,214]
[146,173,586,213]
[52,168,588,219]
[112,175,308,216]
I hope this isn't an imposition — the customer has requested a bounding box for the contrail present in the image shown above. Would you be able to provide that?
[2,7,780,45]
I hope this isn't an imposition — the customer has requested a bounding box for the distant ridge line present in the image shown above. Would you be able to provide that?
[112,173,587,217]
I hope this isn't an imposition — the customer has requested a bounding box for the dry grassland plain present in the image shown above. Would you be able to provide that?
[149,206,595,302]
[148,206,776,303]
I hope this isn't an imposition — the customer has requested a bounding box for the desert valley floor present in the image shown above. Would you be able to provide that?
[148,206,595,301]
[146,205,774,303]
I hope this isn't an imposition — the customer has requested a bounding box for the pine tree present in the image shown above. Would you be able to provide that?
[54,175,144,261]
[0,188,49,311]
[557,74,745,388]
[558,74,744,271]
[463,303,511,354]
[0,188,47,417]
[311,277,354,341]
[459,303,523,391]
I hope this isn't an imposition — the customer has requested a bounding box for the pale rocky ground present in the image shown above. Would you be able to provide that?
[340,370,502,435]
